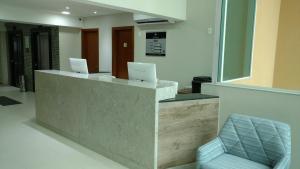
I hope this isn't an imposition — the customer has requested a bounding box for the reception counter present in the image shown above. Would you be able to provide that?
[35,70,219,169]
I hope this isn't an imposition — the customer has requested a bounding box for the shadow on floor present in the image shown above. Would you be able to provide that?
[0,96,22,106]
[24,118,115,163]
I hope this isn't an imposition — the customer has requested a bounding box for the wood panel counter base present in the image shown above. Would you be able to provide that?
[158,99,219,169]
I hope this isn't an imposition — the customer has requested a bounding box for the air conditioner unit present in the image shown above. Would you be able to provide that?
[133,14,175,25]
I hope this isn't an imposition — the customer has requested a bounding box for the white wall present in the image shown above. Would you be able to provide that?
[0,4,83,28]
[74,0,187,21]
[135,0,217,88]
[59,27,82,71]
[84,13,134,72]
[83,0,217,87]
[202,83,300,169]
[0,22,9,85]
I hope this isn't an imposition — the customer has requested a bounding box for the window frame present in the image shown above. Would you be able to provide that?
[213,0,257,83]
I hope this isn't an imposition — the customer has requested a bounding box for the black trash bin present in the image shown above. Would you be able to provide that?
[192,76,212,93]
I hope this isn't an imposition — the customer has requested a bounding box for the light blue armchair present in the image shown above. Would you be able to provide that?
[197,114,291,169]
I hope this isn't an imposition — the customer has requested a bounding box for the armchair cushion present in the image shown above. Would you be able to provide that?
[197,138,225,164]
[201,153,271,169]
[273,156,291,169]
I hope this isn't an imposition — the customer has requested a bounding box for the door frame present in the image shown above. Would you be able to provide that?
[112,26,134,77]
[81,28,99,73]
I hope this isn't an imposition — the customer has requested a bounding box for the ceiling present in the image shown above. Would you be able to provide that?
[0,0,124,17]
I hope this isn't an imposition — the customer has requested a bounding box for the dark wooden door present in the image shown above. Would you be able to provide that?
[112,26,134,79]
[82,29,99,73]
[8,31,24,87]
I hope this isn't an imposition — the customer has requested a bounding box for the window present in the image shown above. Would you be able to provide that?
[217,0,256,82]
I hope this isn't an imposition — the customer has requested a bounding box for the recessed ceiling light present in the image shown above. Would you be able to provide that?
[65,6,70,10]
[93,11,97,14]
[61,11,71,15]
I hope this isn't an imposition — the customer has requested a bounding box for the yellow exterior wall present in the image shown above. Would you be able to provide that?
[273,0,300,90]
[233,0,281,87]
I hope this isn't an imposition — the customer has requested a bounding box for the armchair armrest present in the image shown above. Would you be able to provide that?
[273,156,291,169]
[197,137,225,165]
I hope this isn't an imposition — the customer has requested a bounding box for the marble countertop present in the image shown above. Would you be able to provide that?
[160,93,218,103]
[36,70,176,90]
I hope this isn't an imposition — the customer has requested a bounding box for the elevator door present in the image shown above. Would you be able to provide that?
[8,31,24,87]
[31,31,52,90]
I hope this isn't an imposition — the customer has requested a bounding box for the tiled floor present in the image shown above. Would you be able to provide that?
[0,85,127,169]
[0,85,194,169]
